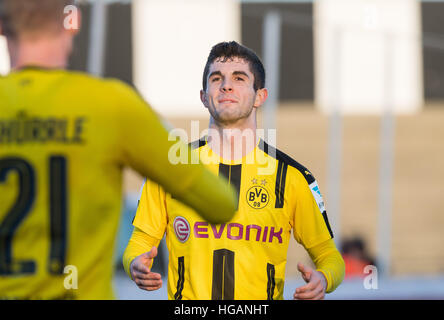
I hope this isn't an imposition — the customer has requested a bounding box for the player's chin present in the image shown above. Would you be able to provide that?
[214,108,244,120]
[215,112,237,123]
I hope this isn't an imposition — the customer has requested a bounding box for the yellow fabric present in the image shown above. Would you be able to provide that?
[132,140,337,300]
[306,238,345,293]
[122,227,160,280]
[0,68,236,299]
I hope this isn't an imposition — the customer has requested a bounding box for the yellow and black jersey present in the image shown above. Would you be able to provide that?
[0,68,236,299]
[133,137,333,300]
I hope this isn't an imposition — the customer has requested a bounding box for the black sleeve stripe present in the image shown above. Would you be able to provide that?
[322,212,334,239]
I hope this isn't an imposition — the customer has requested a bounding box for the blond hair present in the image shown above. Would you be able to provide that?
[0,0,74,38]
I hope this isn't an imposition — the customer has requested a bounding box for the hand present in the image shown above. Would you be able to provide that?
[130,246,163,291]
[293,262,327,300]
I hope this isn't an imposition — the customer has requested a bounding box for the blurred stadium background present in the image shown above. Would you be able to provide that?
[2,0,444,299]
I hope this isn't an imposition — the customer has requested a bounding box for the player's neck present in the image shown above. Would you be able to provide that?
[207,118,259,161]
[8,35,71,70]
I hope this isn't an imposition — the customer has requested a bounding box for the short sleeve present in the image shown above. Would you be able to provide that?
[289,169,333,249]
[132,179,168,240]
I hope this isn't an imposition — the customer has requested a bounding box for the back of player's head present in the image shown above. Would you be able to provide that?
[0,0,74,39]
[202,41,266,92]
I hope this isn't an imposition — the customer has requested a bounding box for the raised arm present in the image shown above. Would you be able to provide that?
[113,81,237,224]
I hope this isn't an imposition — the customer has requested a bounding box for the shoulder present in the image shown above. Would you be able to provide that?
[2,68,139,97]
[60,70,136,94]
[258,139,316,185]
[63,72,152,113]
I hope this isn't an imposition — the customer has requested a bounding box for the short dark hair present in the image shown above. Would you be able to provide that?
[202,41,265,92]
[0,0,74,39]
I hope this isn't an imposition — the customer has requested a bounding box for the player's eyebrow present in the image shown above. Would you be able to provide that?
[209,70,250,79]
[232,71,249,78]
[209,71,223,79]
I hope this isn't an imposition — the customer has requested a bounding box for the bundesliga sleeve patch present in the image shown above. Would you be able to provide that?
[309,180,326,213]
[173,216,191,243]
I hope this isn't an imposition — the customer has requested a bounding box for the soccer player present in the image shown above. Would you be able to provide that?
[123,41,345,300]
[0,0,237,299]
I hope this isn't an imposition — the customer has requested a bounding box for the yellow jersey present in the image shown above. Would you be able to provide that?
[133,138,334,300]
[0,68,236,299]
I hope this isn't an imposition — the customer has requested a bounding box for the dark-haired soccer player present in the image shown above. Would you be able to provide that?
[123,41,345,300]
[0,0,236,299]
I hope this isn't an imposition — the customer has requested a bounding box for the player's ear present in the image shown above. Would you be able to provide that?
[200,89,209,108]
[253,88,268,108]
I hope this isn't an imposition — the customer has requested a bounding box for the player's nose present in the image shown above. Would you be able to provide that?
[221,79,233,92]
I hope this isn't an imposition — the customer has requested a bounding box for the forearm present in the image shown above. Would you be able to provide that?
[122,227,161,279]
[307,239,345,293]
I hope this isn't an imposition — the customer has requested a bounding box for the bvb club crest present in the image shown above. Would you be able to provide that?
[246,183,269,209]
